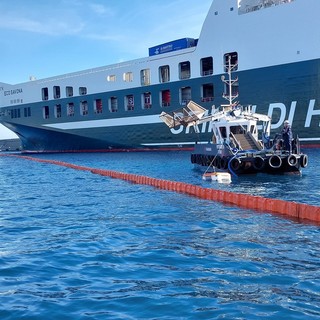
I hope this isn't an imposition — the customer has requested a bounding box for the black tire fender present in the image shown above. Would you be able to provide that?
[287,154,298,167]
[252,156,265,170]
[229,157,241,172]
[300,154,308,168]
[268,155,282,169]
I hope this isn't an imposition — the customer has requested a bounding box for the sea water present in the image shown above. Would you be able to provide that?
[0,149,319,319]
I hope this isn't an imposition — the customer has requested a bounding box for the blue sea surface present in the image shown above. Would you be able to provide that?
[0,148,319,319]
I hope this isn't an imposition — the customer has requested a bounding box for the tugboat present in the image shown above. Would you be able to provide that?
[160,57,308,176]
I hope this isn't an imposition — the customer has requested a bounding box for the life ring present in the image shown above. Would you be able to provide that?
[268,155,282,169]
[229,157,241,172]
[287,154,298,167]
[252,156,265,171]
[300,154,308,168]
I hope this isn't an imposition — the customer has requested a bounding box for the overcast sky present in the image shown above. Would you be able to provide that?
[0,0,212,139]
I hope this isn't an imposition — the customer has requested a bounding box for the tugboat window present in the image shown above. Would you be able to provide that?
[219,127,227,138]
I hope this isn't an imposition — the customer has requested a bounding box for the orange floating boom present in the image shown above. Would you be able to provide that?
[2,154,319,224]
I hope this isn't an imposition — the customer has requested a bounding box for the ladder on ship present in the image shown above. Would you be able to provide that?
[233,133,262,151]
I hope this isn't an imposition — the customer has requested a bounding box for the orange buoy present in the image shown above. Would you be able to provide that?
[2,153,320,225]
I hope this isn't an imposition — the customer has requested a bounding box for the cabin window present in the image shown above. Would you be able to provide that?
[67,103,75,116]
[142,92,152,109]
[123,72,133,82]
[24,107,31,117]
[80,101,88,116]
[54,104,62,118]
[179,61,191,79]
[66,86,73,97]
[11,108,21,119]
[141,69,151,86]
[201,57,213,76]
[43,106,49,119]
[42,87,49,101]
[109,96,118,112]
[79,87,87,95]
[159,65,170,83]
[160,89,171,107]
[219,127,227,139]
[107,75,116,82]
[180,87,191,105]
[125,95,134,111]
[94,99,103,114]
[201,83,214,102]
[224,52,238,71]
[53,86,61,99]
[230,126,245,134]
[250,125,256,135]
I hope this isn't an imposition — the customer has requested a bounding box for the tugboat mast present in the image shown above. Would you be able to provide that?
[221,55,239,109]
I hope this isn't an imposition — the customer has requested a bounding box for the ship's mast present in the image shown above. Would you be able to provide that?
[221,55,239,109]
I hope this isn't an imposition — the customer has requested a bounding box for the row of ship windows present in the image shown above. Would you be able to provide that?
[9,84,217,120]
[41,59,211,101]
[41,59,206,101]
[44,84,216,119]
[41,52,239,101]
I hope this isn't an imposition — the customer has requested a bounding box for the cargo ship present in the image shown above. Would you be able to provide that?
[0,0,319,153]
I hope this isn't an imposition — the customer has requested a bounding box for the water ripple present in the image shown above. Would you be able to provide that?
[0,151,320,319]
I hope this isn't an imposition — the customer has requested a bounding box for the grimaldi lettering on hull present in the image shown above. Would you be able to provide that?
[170,99,320,134]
